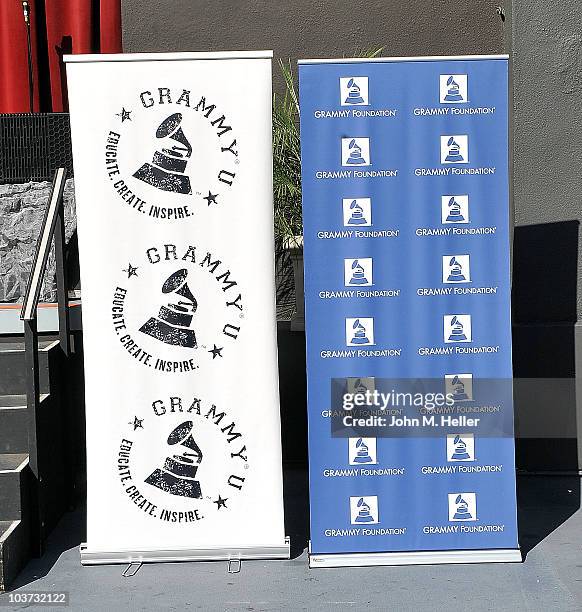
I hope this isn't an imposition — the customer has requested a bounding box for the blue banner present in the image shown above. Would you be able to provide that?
[299,56,520,566]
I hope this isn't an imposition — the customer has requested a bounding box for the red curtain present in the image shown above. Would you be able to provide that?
[0,0,121,113]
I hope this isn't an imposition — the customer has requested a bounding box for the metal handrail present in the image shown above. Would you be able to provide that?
[21,167,67,321]
[19,167,70,556]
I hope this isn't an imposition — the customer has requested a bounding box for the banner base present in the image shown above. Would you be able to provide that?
[80,538,290,566]
[308,545,521,568]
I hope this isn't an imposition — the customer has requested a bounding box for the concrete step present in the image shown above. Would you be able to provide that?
[0,397,26,455]
[0,339,60,396]
[0,520,28,592]
[0,455,29,522]
[0,394,50,455]
[0,335,71,591]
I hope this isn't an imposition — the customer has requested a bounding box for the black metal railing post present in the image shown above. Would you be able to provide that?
[23,317,43,555]
[20,168,68,555]
[54,194,75,507]
[54,203,70,358]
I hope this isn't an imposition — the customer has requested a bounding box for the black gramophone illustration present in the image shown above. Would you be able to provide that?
[139,268,198,348]
[145,421,203,499]
[133,112,193,194]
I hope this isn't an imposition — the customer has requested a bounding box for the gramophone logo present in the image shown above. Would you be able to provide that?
[448,493,477,521]
[350,496,379,524]
[343,198,372,227]
[111,241,244,372]
[140,268,198,348]
[341,138,371,166]
[346,376,375,396]
[105,85,239,219]
[145,421,203,498]
[119,394,248,523]
[344,258,373,286]
[443,314,472,343]
[340,77,369,106]
[446,434,475,462]
[444,373,473,402]
[441,195,469,224]
[345,317,375,346]
[133,113,193,195]
[442,255,471,284]
[440,135,469,164]
[439,74,468,103]
[349,437,378,465]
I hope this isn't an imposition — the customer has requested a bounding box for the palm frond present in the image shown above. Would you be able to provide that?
[272,47,384,303]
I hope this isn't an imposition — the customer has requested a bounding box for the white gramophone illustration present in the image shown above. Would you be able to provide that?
[445,196,466,223]
[354,497,375,523]
[445,136,464,162]
[344,78,365,105]
[443,76,464,102]
[447,315,467,342]
[347,199,368,225]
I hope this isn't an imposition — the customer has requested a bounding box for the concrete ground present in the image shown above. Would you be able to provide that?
[0,471,581,612]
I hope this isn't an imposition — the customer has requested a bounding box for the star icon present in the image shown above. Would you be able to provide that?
[116,107,132,122]
[203,191,219,206]
[122,263,138,278]
[213,495,228,510]
[209,345,223,359]
[129,416,143,431]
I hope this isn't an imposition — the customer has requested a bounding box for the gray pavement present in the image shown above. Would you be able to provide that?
[0,471,581,611]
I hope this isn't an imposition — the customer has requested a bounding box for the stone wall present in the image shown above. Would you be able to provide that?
[0,179,76,303]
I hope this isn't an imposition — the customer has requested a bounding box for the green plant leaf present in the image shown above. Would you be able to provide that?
[273,46,384,304]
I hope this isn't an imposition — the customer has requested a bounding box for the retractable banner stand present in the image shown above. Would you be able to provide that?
[65,51,289,564]
[299,55,520,567]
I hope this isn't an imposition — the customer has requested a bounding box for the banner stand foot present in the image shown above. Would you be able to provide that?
[80,538,290,566]
[122,562,142,578]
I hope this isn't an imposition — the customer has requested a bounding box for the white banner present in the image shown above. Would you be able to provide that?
[65,51,288,562]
